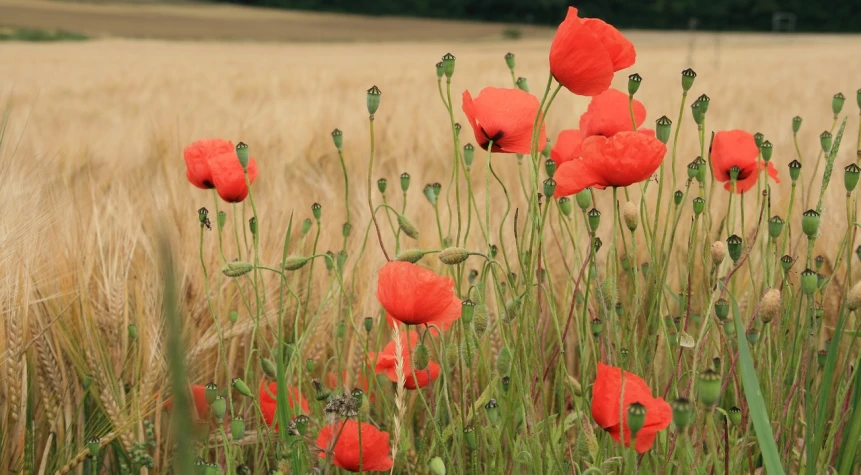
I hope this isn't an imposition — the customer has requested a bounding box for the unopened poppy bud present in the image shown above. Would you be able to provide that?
[205,382,218,404]
[366,85,381,115]
[587,208,601,232]
[673,190,683,206]
[485,398,500,425]
[222,261,254,278]
[847,281,861,310]
[715,298,729,321]
[623,202,638,231]
[726,234,743,262]
[398,214,420,240]
[461,299,475,324]
[542,138,552,158]
[395,248,427,264]
[229,309,239,323]
[574,189,592,210]
[672,398,693,429]
[656,116,672,144]
[294,414,310,435]
[746,327,760,346]
[627,402,647,436]
[249,216,258,235]
[435,61,444,79]
[411,343,430,370]
[429,457,447,475]
[503,297,521,322]
[341,222,352,239]
[128,324,137,341]
[820,131,833,154]
[217,211,227,231]
[845,163,861,192]
[789,159,802,182]
[236,142,250,170]
[590,317,603,337]
[768,216,785,239]
[697,94,710,113]
[462,143,475,169]
[687,160,699,179]
[695,156,707,182]
[544,158,556,178]
[260,357,277,379]
[301,218,312,236]
[761,140,773,162]
[801,268,818,295]
[472,304,488,336]
[283,256,310,271]
[464,426,477,451]
[87,437,100,458]
[496,346,512,375]
[231,417,245,441]
[693,197,705,215]
[681,68,696,92]
[691,101,704,126]
[833,92,845,116]
[541,177,556,197]
[792,116,803,134]
[232,378,252,397]
[815,254,824,270]
[423,184,436,205]
[802,209,821,237]
[515,77,529,92]
[211,396,227,420]
[697,369,722,407]
[760,289,781,323]
[331,129,343,149]
[556,197,572,217]
[728,406,742,427]
[439,247,469,265]
[780,255,794,273]
[817,349,828,369]
[628,73,643,95]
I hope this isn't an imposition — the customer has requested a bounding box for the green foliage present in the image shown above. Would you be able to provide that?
[0,28,88,42]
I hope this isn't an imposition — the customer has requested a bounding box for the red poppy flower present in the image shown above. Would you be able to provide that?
[579,89,646,138]
[550,129,585,167]
[711,130,779,194]
[591,362,672,453]
[210,152,259,203]
[462,87,547,154]
[184,138,235,189]
[369,331,440,390]
[316,420,394,472]
[553,132,667,197]
[550,8,635,96]
[259,381,310,428]
[377,261,461,327]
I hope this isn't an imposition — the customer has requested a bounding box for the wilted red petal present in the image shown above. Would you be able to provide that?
[211,152,259,203]
[316,420,394,472]
[711,130,759,183]
[461,87,545,154]
[579,89,646,137]
[551,129,585,166]
[184,138,234,189]
[377,262,460,326]
[549,7,616,96]
[582,18,636,72]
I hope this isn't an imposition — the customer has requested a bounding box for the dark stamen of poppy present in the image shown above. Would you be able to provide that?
[202,180,214,188]
[479,129,505,150]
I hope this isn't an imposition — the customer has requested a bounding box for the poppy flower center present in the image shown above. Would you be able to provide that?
[480,129,504,149]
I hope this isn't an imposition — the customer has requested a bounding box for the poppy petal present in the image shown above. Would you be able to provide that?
[461,87,545,154]
[710,130,759,183]
[211,152,259,203]
[183,138,234,189]
[551,129,585,166]
[549,7,615,96]
[377,262,458,326]
[582,18,636,71]
[579,89,646,137]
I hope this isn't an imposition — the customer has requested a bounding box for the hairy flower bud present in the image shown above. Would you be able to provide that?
[710,241,726,265]
[222,261,253,277]
[623,202,638,231]
[395,248,427,263]
[760,289,781,323]
[848,281,861,310]
[283,256,311,271]
[398,214,420,240]
[439,247,470,265]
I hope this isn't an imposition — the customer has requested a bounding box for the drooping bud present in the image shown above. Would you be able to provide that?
[211,396,227,420]
[366,85,382,115]
[801,268,819,296]
[439,247,470,265]
[820,131,833,154]
[726,234,743,262]
[398,214,420,240]
[802,209,821,237]
[496,346,512,375]
[780,255,794,273]
[760,289,781,323]
[515,77,529,92]
[714,298,730,322]
[543,178,556,198]
[671,398,693,429]
[463,143,475,169]
[728,406,742,427]
[205,382,218,404]
[761,140,773,162]
[792,116,803,134]
[681,68,696,92]
[222,261,254,278]
[232,378,252,397]
[395,248,427,263]
[833,92,846,116]
[693,197,705,215]
[283,256,311,271]
[623,202,638,231]
[768,215,785,239]
[587,208,601,232]
[656,116,672,144]
[628,73,643,95]
[231,417,246,441]
[235,142,250,169]
[627,402,647,436]
[789,160,802,182]
[260,357,277,378]
[845,163,861,192]
[697,369,722,408]
[504,52,515,71]
[558,197,572,217]
[441,53,456,78]
[473,304,488,336]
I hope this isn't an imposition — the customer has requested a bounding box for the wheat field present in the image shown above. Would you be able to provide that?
[2,9,861,472]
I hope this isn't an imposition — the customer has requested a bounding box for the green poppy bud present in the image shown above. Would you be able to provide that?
[789,160,802,182]
[504,52,515,71]
[229,309,238,323]
[439,247,470,265]
[575,188,592,210]
[656,116,672,144]
[463,143,475,168]
[342,222,352,238]
[792,116,803,134]
[590,317,603,337]
[435,61,444,79]
[235,142,250,170]
[671,398,693,429]
[696,94,710,114]
[833,92,845,116]
[673,190,683,206]
[515,77,529,92]
[543,178,556,198]
[761,140,773,162]
[715,298,729,322]
[231,417,245,441]
[726,234,743,262]
[429,456,447,475]
[687,160,699,179]
[628,73,643,95]
[301,218,312,236]
[473,304,488,336]
[204,382,218,405]
[128,324,137,341]
[681,68,696,92]
[260,357,277,379]
[395,248,427,263]
[627,402,647,436]
[558,197,572,217]
[366,85,381,116]
[461,299,475,324]
[398,214,420,240]
[400,172,411,192]
[691,101,704,126]
[542,138,552,158]
[283,255,310,271]
[497,346,512,375]
[768,215,785,239]
[820,131,833,154]
[217,211,227,231]
[87,437,100,458]
[693,197,705,215]
[587,208,601,232]
[780,255,794,273]
[222,261,254,278]
[412,343,430,370]
[211,396,227,420]
[377,178,387,194]
[845,163,861,192]
[801,268,819,296]
[322,250,334,272]
[331,129,343,149]
[754,133,764,148]
[802,209,821,237]
[295,414,310,435]
[232,378,252,398]
[441,53,455,78]
[545,158,556,178]
[464,426,477,451]
[697,369,722,407]
[728,406,742,427]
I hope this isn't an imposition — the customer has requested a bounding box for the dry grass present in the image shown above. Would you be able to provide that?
[1,18,861,471]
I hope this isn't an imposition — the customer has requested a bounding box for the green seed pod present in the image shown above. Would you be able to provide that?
[484,398,500,426]
[439,247,470,265]
[473,304,488,336]
[503,297,521,322]
[441,53,455,78]
[501,375,511,393]
[515,77,529,92]
[543,178,556,198]
[780,255,794,273]
[801,268,819,296]
[295,414,310,435]
[693,197,705,215]
[558,197,572,217]
[260,357,277,379]
[235,142,250,170]
[217,211,227,231]
[802,209,821,237]
[429,456,447,475]
[641,262,650,276]
[833,92,845,116]
[724,320,736,337]
[377,178,388,194]
[746,327,760,346]
[311,203,322,222]
[789,160,802,182]
[628,72,643,95]
[232,378,252,398]
[687,160,699,179]
[620,347,630,360]
[593,237,602,253]
[695,156,707,182]
[656,116,672,144]
[445,343,458,368]
[542,138,552,158]
[248,217,258,236]
[820,131,833,154]
[128,324,137,341]
[461,299,475,324]
[432,182,442,198]
[671,398,693,429]
[395,248,426,263]
[575,188,592,210]
[324,250,335,272]
[229,309,239,323]
[204,382,218,404]
[399,172,411,193]
[282,256,310,271]
[504,52,515,71]
[366,85,382,115]
[336,321,346,339]
[728,406,742,427]
[211,396,227,420]
[342,222,352,239]
[590,318,603,337]
[87,437,100,458]
[460,335,478,370]
[497,346,512,375]
[423,184,436,205]
[235,465,251,475]
[857,88,861,110]
[768,215,785,239]
[673,190,683,206]
[545,158,556,178]
[301,218,312,236]
[587,208,601,232]
[435,62,444,79]
[331,129,343,149]
[398,214,420,240]
[198,207,209,225]
[761,140,773,162]
[463,143,475,168]
[792,116,803,134]
[715,298,730,322]
[697,369,722,407]
[691,101,704,126]
[627,402,647,436]
[222,261,254,278]
[815,254,825,270]
[726,234,743,262]
[753,132,764,148]
[729,165,741,182]
[363,317,374,333]
[464,426,477,451]
[312,378,330,401]
[845,163,861,192]
[697,94,710,113]
[615,301,623,317]
[489,244,498,259]
[231,417,246,441]
[680,68,696,92]
[817,349,828,369]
